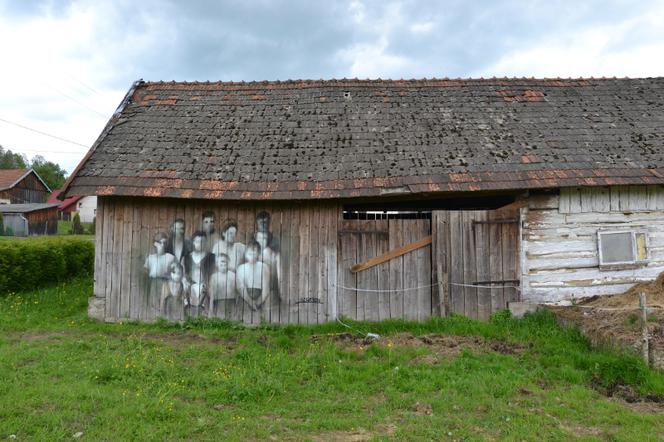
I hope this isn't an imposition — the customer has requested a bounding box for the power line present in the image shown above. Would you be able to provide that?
[0,117,90,148]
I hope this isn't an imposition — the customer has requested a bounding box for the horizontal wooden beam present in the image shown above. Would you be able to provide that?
[351,235,432,273]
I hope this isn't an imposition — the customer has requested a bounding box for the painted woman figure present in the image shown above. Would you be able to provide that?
[144,232,176,318]
[160,261,186,321]
[183,231,213,317]
[255,229,281,301]
[207,253,237,318]
[166,218,191,264]
[211,219,246,272]
[236,241,271,311]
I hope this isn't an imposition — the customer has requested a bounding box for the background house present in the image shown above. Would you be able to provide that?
[61,78,664,324]
[0,169,51,204]
[48,191,97,222]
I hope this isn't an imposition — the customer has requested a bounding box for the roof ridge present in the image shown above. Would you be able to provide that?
[140,76,657,87]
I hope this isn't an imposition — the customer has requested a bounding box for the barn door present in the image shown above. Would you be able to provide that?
[338,214,432,321]
[432,206,520,320]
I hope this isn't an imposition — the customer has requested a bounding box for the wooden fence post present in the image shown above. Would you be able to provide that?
[640,292,649,365]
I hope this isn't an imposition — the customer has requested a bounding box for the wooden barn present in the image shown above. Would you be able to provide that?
[0,203,59,236]
[0,168,51,204]
[60,78,664,324]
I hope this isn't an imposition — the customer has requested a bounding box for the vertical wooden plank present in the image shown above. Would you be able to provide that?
[579,187,594,213]
[288,207,301,324]
[416,216,432,320]
[109,199,124,320]
[568,188,582,213]
[462,212,478,319]
[298,206,312,324]
[93,198,105,301]
[558,188,571,213]
[119,201,133,319]
[402,218,419,320]
[376,216,390,321]
[327,204,340,322]
[308,204,321,324]
[449,212,465,316]
[362,217,379,322]
[475,211,491,321]
[316,205,330,324]
[591,187,610,213]
[388,218,404,319]
[502,211,520,305]
[630,185,648,211]
[278,205,292,324]
[339,218,355,320]
[609,186,621,212]
[102,198,114,320]
[654,185,664,210]
[489,210,507,313]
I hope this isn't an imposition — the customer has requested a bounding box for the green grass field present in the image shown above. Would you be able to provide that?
[2,279,664,441]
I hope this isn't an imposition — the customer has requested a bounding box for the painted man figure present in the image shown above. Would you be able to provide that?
[255,229,281,301]
[256,211,279,252]
[183,231,213,317]
[201,211,220,254]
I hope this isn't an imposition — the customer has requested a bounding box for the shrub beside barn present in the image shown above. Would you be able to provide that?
[60,78,664,324]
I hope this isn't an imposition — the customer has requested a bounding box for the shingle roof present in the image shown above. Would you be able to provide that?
[63,77,664,200]
[0,169,30,191]
[0,203,59,213]
[0,169,51,193]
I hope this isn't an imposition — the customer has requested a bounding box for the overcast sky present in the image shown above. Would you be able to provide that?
[1,0,663,176]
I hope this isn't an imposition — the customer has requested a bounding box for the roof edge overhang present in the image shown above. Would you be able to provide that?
[59,79,144,201]
[0,169,51,193]
[64,167,664,201]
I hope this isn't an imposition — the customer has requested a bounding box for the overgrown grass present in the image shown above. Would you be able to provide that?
[1,278,664,440]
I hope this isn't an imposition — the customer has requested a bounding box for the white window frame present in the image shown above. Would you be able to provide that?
[597,230,648,267]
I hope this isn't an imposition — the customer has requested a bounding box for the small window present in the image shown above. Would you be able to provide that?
[598,230,648,266]
[79,203,83,208]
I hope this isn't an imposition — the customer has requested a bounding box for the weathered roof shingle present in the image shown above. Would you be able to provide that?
[63,77,664,200]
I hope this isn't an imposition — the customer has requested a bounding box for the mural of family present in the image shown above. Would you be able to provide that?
[143,211,282,320]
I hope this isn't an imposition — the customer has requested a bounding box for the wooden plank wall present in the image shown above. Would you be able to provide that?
[432,208,520,320]
[522,186,664,304]
[337,215,433,322]
[96,196,340,324]
[0,173,49,204]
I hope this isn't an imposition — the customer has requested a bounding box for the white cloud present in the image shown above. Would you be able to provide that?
[477,5,664,78]
[410,21,434,34]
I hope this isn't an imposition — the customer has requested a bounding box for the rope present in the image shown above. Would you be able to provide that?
[334,282,520,293]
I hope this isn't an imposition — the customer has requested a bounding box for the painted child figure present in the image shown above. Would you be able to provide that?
[144,232,176,318]
[207,253,237,318]
[236,241,271,311]
[160,261,186,321]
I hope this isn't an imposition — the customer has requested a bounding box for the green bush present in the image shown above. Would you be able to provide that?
[89,216,96,235]
[0,237,94,294]
[0,211,4,236]
[71,213,84,235]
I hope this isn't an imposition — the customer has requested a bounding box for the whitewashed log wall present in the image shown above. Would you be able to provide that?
[521,185,664,304]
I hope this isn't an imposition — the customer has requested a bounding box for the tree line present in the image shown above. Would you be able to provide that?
[0,145,68,190]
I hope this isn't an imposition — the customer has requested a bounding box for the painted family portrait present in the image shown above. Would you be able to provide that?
[143,210,283,320]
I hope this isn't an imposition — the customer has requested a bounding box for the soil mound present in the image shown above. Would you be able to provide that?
[580,271,664,309]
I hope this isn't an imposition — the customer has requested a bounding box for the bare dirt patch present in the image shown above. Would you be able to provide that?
[548,270,664,368]
[312,332,529,361]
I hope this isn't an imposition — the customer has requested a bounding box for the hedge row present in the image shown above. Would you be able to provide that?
[0,237,95,294]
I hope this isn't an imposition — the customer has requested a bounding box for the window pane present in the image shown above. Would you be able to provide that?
[600,232,634,263]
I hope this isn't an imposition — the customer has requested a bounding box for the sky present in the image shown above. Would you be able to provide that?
[1,0,663,176]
